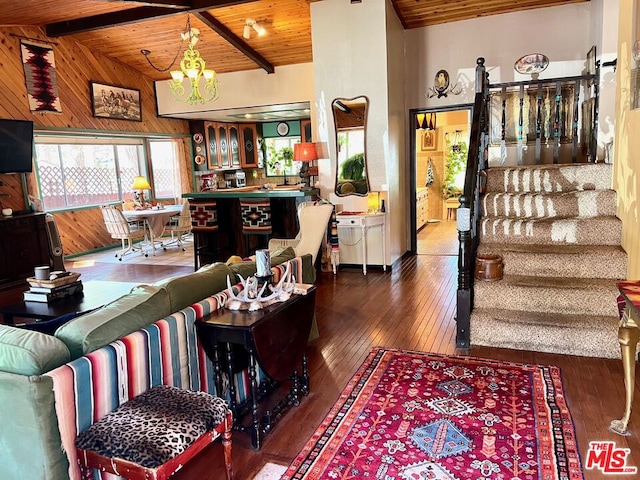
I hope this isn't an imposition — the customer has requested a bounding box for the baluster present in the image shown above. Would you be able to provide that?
[535,84,543,164]
[553,81,561,163]
[572,80,580,162]
[591,61,600,162]
[500,87,506,165]
[517,85,524,165]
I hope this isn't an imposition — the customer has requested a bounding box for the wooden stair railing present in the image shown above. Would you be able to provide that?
[456,58,489,348]
[455,55,601,348]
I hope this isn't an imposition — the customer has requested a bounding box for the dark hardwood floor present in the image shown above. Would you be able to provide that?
[57,242,640,480]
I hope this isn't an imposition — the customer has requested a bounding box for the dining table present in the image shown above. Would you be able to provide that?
[123,204,183,255]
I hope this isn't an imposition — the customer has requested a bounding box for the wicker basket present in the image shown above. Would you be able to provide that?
[27,272,81,288]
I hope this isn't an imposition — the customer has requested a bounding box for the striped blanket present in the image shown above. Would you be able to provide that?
[47,257,305,480]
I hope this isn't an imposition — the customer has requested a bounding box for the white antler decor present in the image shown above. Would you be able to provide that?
[226,262,296,311]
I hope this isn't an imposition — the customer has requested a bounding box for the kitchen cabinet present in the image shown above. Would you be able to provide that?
[417,188,428,230]
[205,122,241,169]
[239,123,262,168]
[300,119,312,142]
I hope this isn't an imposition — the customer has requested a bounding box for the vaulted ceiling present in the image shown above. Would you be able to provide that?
[3,0,588,81]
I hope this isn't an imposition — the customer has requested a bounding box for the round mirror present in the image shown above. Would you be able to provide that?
[332,96,370,196]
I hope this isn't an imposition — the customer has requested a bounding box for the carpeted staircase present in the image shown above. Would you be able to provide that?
[470,163,626,358]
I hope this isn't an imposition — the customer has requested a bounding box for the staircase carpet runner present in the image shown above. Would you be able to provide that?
[471,163,626,358]
[283,348,584,480]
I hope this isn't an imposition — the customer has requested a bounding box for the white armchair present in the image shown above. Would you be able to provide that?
[268,202,334,265]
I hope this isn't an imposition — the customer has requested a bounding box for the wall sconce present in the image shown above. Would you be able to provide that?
[243,18,265,40]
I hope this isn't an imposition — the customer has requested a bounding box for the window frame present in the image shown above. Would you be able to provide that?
[33,131,187,212]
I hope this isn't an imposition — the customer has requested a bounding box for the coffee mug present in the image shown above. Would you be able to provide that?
[35,266,51,280]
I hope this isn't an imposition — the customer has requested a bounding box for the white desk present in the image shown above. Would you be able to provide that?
[123,204,182,254]
[335,212,387,275]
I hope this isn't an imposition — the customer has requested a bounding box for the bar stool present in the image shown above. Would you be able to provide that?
[189,200,219,270]
[240,198,272,256]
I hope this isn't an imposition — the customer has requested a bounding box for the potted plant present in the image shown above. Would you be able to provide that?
[441,136,468,199]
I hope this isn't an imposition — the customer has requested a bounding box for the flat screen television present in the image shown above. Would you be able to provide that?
[0,119,34,174]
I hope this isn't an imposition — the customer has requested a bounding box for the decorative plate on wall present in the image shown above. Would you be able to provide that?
[514,53,549,74]
[193,133,204,144]
[277,122,290,136]
[195,155,205,165]
[196,146,203,153]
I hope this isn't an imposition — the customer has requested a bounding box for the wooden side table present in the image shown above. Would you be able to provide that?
[196,287,316,449]
[610,281,640,435]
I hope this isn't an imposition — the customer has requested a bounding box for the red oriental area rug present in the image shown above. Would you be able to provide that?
[283,348,583,480]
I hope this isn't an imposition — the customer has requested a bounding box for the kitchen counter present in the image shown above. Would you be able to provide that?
[183,188,319,268]
[183,187,319,199]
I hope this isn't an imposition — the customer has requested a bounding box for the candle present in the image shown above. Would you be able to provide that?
[256,249,271,278]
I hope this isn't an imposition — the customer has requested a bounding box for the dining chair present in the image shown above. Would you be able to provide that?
[100,205,148,261]
[163,202,192,251]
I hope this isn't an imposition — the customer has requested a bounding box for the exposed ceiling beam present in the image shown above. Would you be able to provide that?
[194,11,274,74]
[45,0,253,36]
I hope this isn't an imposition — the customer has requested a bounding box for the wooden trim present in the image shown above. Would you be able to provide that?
[45,0,254,36]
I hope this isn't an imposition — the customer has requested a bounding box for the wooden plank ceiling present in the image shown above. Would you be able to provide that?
[1,0,588,80]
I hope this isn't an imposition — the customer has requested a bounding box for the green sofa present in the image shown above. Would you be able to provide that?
[0,248,314,480]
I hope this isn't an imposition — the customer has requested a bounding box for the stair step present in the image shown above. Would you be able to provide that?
[473,275,620,317]
[479,215,622,246]
[481,190,617,218]
[470,308,620,358]
[484,163,612,193]
[477,243,627,279]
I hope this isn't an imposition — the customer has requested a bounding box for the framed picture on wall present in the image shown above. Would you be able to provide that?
[90,81,142,121]
[421,130,437,151]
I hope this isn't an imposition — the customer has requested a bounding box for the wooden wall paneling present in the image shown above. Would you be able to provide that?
[0,175,26,212]
[52,209,115,256]
[0,26,190,256]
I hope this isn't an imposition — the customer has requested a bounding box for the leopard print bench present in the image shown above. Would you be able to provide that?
[75,385,233,480]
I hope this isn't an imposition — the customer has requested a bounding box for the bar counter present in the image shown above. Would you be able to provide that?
[184,186,319,199]
[183,187,318,268]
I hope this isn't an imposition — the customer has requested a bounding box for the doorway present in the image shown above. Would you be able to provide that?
[409,106,472,256]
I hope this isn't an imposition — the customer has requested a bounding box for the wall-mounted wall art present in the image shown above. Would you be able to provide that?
[428,70,462,98]
[420,129,437,151]
[21,40,62,113]
[90,81,142,121]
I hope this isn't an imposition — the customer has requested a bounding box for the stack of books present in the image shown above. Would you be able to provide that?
[23,272,83,303]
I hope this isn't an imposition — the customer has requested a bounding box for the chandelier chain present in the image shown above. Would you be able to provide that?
[141,41,185,73]
[140,14,193,73]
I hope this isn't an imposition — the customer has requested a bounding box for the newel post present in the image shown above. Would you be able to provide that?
[456,195,472,348]
[475,58,486,94]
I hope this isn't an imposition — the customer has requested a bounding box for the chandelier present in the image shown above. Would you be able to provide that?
[141,15,219,104]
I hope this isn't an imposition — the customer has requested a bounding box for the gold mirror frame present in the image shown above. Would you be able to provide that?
[332,96,370,196]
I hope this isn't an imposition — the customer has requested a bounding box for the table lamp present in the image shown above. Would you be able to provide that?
[293,142,317,190]
[132,176,151,206]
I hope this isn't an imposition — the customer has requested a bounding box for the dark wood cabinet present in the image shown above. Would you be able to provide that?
[239,123,261,168]
[0,213,50,291]
[205,122,241,169]
[300,119,312,142]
